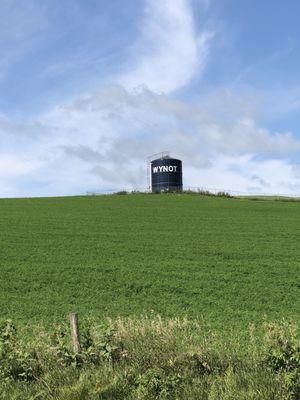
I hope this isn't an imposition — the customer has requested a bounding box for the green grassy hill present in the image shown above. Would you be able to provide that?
[0,193,299,332]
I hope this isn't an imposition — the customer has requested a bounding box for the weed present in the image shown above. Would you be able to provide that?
[0,317,298,399]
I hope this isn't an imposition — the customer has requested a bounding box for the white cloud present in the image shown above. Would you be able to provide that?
[117,0,213,93]
[1,85,300,197]
[185,155,300,196]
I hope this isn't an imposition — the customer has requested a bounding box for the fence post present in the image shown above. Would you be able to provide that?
[70,313,81,352]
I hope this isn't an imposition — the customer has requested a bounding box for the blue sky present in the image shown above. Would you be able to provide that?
[1,0,300,197]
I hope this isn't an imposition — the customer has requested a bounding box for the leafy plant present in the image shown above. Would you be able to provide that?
[264,321,300,398]
[96,327,124,362]
[133,367,182,399]
[0,320,40,382]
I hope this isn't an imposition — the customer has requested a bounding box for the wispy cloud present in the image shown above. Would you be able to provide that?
[233,40,296,86]
[118,0,213,93]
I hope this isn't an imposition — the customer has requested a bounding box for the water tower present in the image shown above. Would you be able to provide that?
[148,152,183,193]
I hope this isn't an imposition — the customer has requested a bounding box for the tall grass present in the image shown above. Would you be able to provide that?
[0,316,299,399]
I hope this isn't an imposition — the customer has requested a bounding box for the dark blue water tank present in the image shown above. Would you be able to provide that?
[151,157,183,192]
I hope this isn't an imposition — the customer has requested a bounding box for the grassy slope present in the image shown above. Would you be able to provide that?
[1,317,297,400]
[0,194,299,332]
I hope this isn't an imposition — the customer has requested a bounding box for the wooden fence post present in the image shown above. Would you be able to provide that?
[70,313,81,352]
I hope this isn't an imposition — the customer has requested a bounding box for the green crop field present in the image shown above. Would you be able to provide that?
[0,193,299,332]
